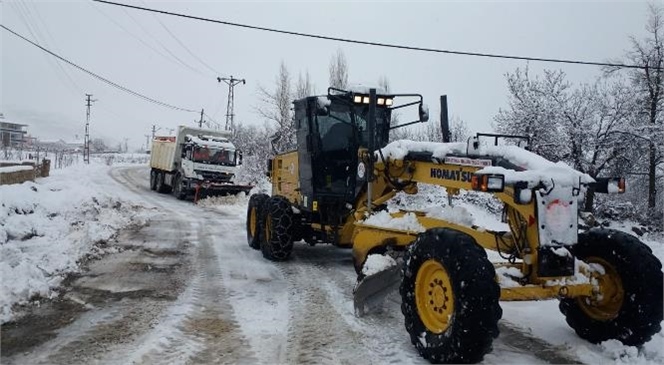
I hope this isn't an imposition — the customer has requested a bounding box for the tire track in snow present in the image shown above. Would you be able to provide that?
[133,237,256,364]
[286,245,426,365]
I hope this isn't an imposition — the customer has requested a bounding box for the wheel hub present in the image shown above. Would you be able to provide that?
[415,259,455,333]
[249,208,257,235]
[579,257,624,321]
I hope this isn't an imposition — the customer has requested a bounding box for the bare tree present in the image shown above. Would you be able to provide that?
[449,116,471,142]
[91,138,108,153]
[257,61,295,153]
[295,70,314,99]
[329,49,349,89]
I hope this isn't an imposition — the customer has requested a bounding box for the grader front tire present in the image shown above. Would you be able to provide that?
[246,193,269,250]
[260,195,294,261]
[559,229,663,346]
[400,228,502,364]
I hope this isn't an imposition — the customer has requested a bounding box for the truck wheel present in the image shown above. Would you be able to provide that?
[246,193,269,250]
[155,172,165,193]
[172,174,187,200]
[400,228,502,364]
[149,170,157,191]
[559,229,662,346]
[260,195,294,261]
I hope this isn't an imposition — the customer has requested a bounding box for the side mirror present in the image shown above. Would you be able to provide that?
[593,177,625,194]
[236,150,243,166]
[419,103,430,122]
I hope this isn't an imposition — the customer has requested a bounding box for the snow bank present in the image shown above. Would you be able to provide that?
[0,162,150,323]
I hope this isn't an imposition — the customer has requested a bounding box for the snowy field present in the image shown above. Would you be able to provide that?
[1,162,662,364]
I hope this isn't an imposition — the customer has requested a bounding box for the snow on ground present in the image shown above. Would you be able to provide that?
[0,161,152,323]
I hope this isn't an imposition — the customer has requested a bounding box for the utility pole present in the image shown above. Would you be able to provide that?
[198,108,204,128]
[217,75,246,131]
[84,94,96,164]
[150,125,162,150]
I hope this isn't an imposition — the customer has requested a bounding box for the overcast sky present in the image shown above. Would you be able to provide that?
[1,0,653,150]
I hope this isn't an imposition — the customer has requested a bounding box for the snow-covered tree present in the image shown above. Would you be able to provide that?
[608,3,663,219]
[495,68,633,211]
[232,122,273,183]
[494,67,567,162]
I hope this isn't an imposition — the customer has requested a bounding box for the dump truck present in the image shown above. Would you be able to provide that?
[149,125,252,201]
[246,88,663,363]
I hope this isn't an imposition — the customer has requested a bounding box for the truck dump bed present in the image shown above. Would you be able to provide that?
[150,137,177,172]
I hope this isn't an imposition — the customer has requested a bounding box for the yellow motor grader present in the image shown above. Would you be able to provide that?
[246,87,663,363]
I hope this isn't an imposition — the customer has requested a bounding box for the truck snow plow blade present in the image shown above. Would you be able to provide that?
[194,183,254,203]
[353,264,402,317]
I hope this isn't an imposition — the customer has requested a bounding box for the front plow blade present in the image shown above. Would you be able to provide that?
[353,265,402,317]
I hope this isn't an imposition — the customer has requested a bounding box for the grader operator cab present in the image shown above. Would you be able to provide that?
[246,88,662,363]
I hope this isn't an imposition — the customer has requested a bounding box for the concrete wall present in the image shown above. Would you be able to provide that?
[0,160,50,185]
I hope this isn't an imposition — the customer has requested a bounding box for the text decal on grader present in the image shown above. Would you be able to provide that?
[430,167,474,182]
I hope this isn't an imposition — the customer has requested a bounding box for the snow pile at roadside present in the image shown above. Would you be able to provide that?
[0,162,150,323]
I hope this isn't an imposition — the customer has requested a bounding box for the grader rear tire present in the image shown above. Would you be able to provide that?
[260,195,294,261]
[559,229,663,346]
[246,193,269,250]
[400,228,502,364]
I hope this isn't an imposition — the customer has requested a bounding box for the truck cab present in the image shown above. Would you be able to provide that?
[180,134,242,184]
[149,126,252,201]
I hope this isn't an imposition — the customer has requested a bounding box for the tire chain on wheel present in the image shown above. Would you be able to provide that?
[559,228,663,346]
[400,228,502,364]
[246,193,269,250]
[260,195,295,261]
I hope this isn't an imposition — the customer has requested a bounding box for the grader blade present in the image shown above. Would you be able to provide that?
[353,265,402,317]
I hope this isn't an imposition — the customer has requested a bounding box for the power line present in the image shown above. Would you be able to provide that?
[89,1,204,76]
[1,23,198,113]
[141,0,220,75]
[93,0,658,71]
[120,7,207,78]
[9,1,82,95]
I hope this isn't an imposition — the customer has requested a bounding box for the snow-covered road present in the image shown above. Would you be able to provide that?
[2,165,662,364]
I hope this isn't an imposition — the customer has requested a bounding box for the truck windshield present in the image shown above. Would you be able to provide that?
[192,147,234,166]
